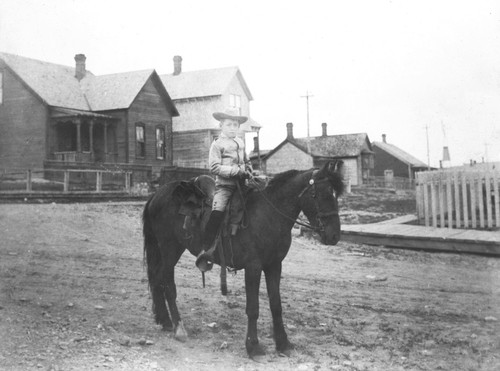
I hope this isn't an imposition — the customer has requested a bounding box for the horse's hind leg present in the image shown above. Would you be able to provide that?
[163,243,188,341]
[151,277,173,331]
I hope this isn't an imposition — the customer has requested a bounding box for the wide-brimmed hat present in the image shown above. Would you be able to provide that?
[213,108,248,124]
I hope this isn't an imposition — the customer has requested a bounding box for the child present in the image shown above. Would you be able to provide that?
[195,108,252,272]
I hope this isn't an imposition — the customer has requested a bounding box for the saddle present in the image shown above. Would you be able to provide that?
[177,174,268,237]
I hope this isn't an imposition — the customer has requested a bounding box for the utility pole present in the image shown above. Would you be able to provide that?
[300,91,314,138]
[301,91,313,154]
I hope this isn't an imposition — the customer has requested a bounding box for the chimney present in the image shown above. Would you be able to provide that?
[286,122,294,139]
[321,122,327,137]
[382,134,387,143]
[253,136,259,153]
[173,55,182,75]
[74,54,86,81]
[442,146,450,162]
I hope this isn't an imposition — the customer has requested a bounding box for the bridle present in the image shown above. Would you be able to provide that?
[258,170,339,233]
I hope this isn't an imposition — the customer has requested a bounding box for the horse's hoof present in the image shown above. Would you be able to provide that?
[247,342,266,358]
[162,324,174,332]
[174,321,188,342]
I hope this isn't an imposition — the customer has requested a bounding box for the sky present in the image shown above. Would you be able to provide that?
[1,0,500,167]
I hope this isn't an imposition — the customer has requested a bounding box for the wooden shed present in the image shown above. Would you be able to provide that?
[372,134,428,180]
[0,52,178,181]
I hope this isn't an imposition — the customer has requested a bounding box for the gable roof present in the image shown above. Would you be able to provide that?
[160,66,253,101]
[265,133,372,161]
[295,133,372,157]
[81,69,154,111]
[372,141,427,168]
[0,52,178,115]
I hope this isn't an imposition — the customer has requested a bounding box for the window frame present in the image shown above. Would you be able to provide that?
[155,126,165,160]
[229,94,241,115]
[135,123,146,158]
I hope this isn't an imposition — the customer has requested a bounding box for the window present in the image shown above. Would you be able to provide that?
[156,127,165,160]
[0,72,3,104]
[229,94,241,114]
[136,124,145,158]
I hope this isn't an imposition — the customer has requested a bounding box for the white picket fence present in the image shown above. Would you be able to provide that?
[415,168,500,229]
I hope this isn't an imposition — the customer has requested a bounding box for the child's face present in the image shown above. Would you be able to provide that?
[220,119,240,138]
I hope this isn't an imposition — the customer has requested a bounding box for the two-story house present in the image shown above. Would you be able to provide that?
[160,56,260,173]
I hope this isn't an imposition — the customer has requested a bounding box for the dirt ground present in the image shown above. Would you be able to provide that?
[0,189,499,370]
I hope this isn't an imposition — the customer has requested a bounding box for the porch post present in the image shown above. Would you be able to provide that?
[76,119,82,153]
[104,121,109,161]
[89,119,94,161]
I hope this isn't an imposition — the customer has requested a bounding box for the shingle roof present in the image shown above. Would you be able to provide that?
[0,52,175,113]
[81,69,155,111]
[0,52,91,110]
[160,66,253,100]
[373,141,427,168]
[294,133,372,157]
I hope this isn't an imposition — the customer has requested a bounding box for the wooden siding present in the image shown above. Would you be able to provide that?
[374,145,412,178]
[0,64,47,170]
[172,130,216,169]
[266,142,313,174]
[127,78,173,172]
[171,96,220,132]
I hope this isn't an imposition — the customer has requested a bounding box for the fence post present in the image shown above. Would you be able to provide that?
[485,173,493,229]
[64,171,69,192]
[96,171,102,192]
[470,175,477,229]
[125,172,131,193]
[26,169,32,192]
[454,173,461,228]
[494,172,500,228]
[461,173,468,228]
[477,175,485,228]
[446,172,453,229]
[431,179,438,228]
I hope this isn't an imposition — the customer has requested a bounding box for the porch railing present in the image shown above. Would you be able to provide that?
[54,151,92,163]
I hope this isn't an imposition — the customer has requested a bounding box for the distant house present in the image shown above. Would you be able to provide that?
[160,56,260,170]
[0,52,178,180]
[260,122,374,186]
[372,134,428,180]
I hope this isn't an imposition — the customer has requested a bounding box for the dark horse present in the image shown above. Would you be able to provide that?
[143,161,344,357]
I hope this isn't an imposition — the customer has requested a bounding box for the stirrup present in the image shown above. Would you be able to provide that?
[196,250,214,272]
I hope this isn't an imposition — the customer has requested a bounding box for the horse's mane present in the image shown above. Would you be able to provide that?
[265,169,302,192]
[266,167,345,196]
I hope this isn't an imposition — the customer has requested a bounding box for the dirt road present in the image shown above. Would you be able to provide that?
[0,199,499,370]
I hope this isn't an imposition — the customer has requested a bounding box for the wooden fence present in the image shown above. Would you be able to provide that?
[415,168,500,229]
[0,168,132,194]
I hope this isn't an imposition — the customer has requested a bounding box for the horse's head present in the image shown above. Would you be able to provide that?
[298,161,344,245]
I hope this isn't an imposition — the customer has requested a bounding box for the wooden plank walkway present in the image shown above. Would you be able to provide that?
[341,215,500,256]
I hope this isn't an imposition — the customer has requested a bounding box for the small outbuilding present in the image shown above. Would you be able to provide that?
[372,134,428,181]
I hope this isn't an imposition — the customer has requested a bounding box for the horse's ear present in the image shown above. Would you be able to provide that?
[332,160,343,174]
[325,160,343,175]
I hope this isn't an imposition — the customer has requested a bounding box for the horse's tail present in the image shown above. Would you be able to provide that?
[143,197,160,291]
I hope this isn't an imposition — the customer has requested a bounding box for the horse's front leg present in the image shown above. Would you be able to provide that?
[264,261,293,354]
[245,265,265,357]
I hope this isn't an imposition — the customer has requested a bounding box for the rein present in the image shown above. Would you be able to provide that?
[255,170,337,232]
